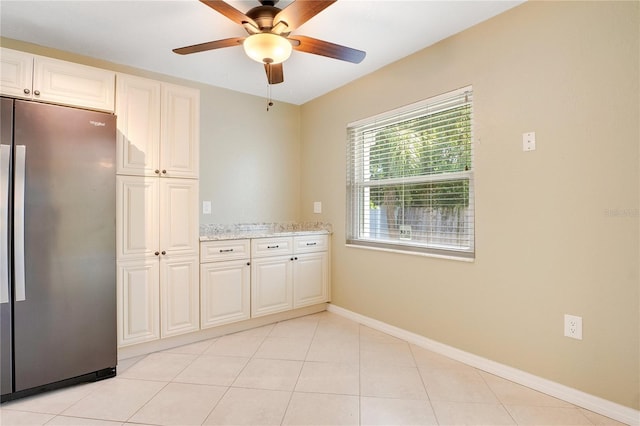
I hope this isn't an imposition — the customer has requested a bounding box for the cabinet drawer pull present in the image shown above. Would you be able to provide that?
[306,242,317,246]
[219,248,234,253]
[267,245,279,249]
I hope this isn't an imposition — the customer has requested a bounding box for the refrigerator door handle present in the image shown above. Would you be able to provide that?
[14,145,26,302]
[0,144,9,304]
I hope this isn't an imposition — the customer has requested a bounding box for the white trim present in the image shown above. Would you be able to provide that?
[327,304,639,426]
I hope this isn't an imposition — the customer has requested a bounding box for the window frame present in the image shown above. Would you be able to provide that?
[346,86,475,260]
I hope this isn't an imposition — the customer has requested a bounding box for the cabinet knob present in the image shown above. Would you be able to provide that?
[290,257,294,261]
[33,90,40,96]
[155,251,160,256]
[246,262,250,266]
[294,257,298,260]
[161,251,167,255]
[161,170,167,174]
[23,88,30,95]
[154,169,160,174]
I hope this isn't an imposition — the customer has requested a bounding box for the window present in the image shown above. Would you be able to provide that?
[346,87,474,259]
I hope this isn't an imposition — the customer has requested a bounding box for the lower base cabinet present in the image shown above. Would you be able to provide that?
[293,251,329,308]
[198,233,330,330]
[200,259,251,328]
[117,255,199,347]
[251,255,294,318]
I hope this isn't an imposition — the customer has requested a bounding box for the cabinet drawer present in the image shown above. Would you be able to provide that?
[294,234,329,253]
[251,237,293,258]
[201,239,250,262]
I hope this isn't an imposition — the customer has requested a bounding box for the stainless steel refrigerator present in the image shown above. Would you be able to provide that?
[1,97,117,402]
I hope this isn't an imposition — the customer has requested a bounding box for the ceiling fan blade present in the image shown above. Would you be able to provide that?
[264,63,284,84]
[274,0,335,31]
[290,35,366,64]
[173,37,245,55]
[200,0,258,27]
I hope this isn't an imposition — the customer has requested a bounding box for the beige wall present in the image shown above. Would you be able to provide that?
[300,1,639,409]
[0,37,302,226]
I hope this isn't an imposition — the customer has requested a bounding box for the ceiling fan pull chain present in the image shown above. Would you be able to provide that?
[266,69,274,111]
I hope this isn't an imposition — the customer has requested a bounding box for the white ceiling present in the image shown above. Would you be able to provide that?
[0,0,523,105]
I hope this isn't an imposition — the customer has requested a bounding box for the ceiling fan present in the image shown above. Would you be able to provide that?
[173,0,366,85]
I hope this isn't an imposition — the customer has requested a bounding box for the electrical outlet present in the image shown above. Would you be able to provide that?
[564,314,583,340]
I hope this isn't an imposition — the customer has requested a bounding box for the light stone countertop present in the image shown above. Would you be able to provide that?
[199,222,332,242]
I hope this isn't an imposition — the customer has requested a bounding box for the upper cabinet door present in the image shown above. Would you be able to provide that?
[116,74,161,176]
[33,56,115,112]
[159,178,199,256]
[161,83,199,179]
[0,48,33,99]
[117,175,160,260]
[0,48,115,112]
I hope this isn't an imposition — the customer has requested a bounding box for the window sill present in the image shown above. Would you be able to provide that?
[345,243,475,263]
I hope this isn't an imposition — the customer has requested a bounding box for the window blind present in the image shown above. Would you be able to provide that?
[346,87,474,258]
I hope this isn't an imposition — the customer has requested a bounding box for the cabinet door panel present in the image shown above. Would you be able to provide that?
[117,176,159,260]
[33,56,115,112]
[116,74,161,176]
[160,178,198,256]
[161,83,199,178]
[161,256,199,338]
[0,48,33,99]
[117,259,160,347]
[251,256,293,317]
[201,260,250,328]
[293,252,329,308]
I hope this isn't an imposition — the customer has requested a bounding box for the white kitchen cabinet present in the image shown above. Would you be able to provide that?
[116,176,198,260]
[251,236,294,317]
[292,234,330,308]
[251,254,294,318]
[117,259,160,347]
[0,47,115,112]
[116,74,199,178]
[116,175,199,345]
[200,240,251,328]
[160,255,199,338]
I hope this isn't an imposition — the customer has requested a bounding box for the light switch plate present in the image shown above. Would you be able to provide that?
[203,201,212,214]
[523,132,536,151]
[313,201,322,214]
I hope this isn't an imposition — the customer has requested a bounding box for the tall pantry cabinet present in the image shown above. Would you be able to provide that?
[115,74,200,347]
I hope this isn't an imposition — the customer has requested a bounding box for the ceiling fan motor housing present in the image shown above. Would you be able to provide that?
[246,5,281,31]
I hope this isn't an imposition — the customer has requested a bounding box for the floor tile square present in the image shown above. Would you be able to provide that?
[295,361,359,395]
[480,371,574,407]
[269,317,319,338]
[430,401,516,425]
[173,354,249,386]
[306,337,359,364]
[0,409,55,425]
[128,382,226,425]
[0,381,103,415]
[254,336,312,361]
[232,358,303,391]
[360,364,427,400]
[360,396,438,425]
[162,338,217,355]
[44,415,124,425]
[61,378,165,422]
[505,404,594,425]
[203,387,290,426]
[204,334,266,358]
[360,339,415,367]
[419,366,499,403]
[118,352,197,382]
[282,392,359,426]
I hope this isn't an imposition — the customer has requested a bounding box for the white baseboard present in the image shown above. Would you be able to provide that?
[327,304,639,426]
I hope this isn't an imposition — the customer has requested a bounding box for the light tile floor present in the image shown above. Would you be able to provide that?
[0,311,627,426]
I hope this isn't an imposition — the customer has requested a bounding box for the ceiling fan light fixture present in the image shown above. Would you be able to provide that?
[243,33,292,64]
